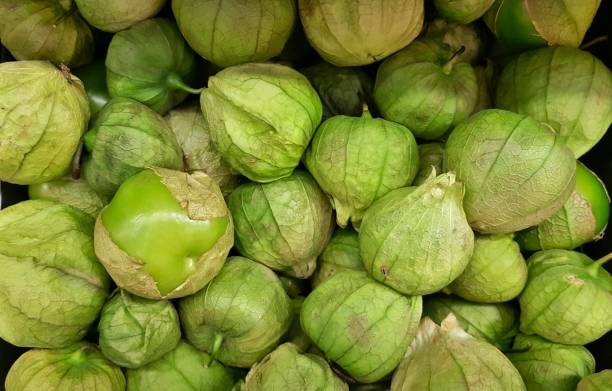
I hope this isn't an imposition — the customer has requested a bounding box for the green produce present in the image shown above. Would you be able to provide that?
[98,289,181,368]
[299,0,424,66]
[73,59,111,115]
[360,172,474,295]
[473,61,494,112]
[484,0,601,50]
[75,0,166,32]
[28,177,108,217]
[304,108,418,227]
[95,167,233,299]
[413,143,445,186]
[106,18,200,114]
[507,334,595,391]
[301,62,374,119]
[391,315,526,390]
[577,370,612,391]
[5,342,125,391]
[301,271,422,383]
[433,0,495,23]
[243,343,348,391]
[424,18,485,65]
[517,162,610,250]
[82,98,183,197]
[375,39,478,140]
[166,102,240,196]
[228,170,333,278]
[282,297,312,351]
[445,109,576,234]
[173,0,296,68]
[311,228,364,288]
[201,63,322,182]
[519,250,612,345]
[423,295,519,352]
[279,276,307,298]
[0,61,90,185]
[179,257,293,368]
[0,200,110,348]
[126,340,237,391]
[448,234,527,303]
[0,0,93,66]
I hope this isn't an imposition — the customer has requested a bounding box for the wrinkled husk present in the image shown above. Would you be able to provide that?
[312,228,364,288]
[301,271,422,383]
[304,111,419,228]
[173,0,295,67]
[228,170,334,278]
[391,315,526,390]
[413,143,445,186]
[299,0,424,66]
[75,0,167,32]
[519,250,612,345]
[445,109,576,234]
[243,343,348,391]
[166,102,240,196]
[360,172,474,295]
[0,0,93,66]
[0,200,110,348]
[201,63,322,183]
[82,98,183,198]
[179,257,293,368]
[95,168,233,299]
[433,0,495,23]
[424,18,485,64]
[507,334,595,391]
[423,294,519,352]
[98,289,181,368]
[28,177,108,218]
[577,370,612,391]
[449,234,527,303]
[375,39,478,140]
[126,340,237,391]
[5,342,125,391]
[495,47,612,158]
[106,18,199,114]
[301,62,374,119]
[0,61,90,185]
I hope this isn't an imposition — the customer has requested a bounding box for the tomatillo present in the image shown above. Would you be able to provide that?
[73,59,111,115]
[94,167,233,299]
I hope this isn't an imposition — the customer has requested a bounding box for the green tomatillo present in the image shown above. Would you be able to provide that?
[72,59,111,115]
[311,228,364,288]
[433,0,495,24]
[74,0,167,32]
[28,177,108,218]
[94,167,233,299]
[578,370,612,391]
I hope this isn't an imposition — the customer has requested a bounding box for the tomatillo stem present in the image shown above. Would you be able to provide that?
[204,333,224,367]
[595,252,612,267]
[166,73,203,94]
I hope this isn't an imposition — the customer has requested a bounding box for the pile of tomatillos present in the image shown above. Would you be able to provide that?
[0,0,611,390]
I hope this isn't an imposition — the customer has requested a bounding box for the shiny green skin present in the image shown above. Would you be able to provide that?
[106,18,199,115]
[127,340,237,391]
[301,62,374,119]
[449,234,527,303]
[433,0,495,23]
[243,343,348,391]
[75,0,166,32]
[495,47,612,158]
[484,0,545,50]
[305,110,418,228]
[375,39,478,140]
[413,142,445,186]
[228,170,334,278]
[179,257,293,368]
[73,59,111,115]
[517,162,610,250]
[82,98,183,197]
[0,0,93,66]
[359,173,474,295]
[0,61,90,185]
[578,370,612,391]
[5,342,125,391]
[312,228,364,288]
[424,18,484,65]
[100,169,229,297]
[519,250,612,345]
[98,289,181,368]
[507,334,595,391]
[391,317,526,390]
[445,109,576,234]
[201,63,322,182]
[0,200,110,348]
[423,295,519,352]
[28,177,108,218]
[301,271,422,383]
[173,0,295,68]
